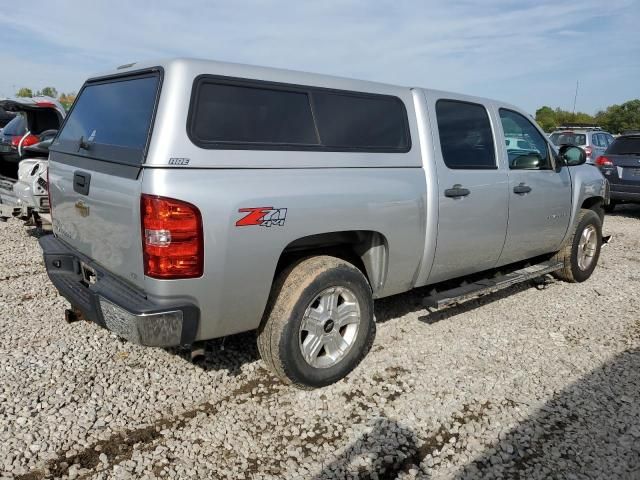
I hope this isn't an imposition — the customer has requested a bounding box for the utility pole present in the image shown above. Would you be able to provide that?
[572,80,579,117]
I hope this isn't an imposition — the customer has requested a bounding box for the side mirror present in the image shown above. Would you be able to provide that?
[559,144,586,166]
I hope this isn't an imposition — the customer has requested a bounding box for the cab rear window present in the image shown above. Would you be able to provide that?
[54,72,160,165]
[549,132,586,146]
[607,136,640,155]
[191,83,318,146]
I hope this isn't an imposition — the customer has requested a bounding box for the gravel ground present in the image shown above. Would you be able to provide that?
[1,206,639,480]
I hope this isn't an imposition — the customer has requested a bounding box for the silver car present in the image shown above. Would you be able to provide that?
[40,59,608,388]
[549,125,615,164]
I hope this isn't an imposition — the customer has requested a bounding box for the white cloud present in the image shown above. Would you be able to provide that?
[0,0,638,112]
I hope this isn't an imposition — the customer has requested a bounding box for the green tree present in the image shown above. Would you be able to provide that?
[595,99,640,134]
[535,106,557,132]
[40,86,58,98]
[534,106,597,132]
[16,87,33,98]
[536,99,640,133]
[58,92,77,111]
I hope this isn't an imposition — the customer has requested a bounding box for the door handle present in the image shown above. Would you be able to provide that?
[513,183,532,195]
[444,184,471,198]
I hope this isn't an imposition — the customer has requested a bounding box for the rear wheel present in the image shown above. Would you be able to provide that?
[553,209,602,283]
[257,256,375,389]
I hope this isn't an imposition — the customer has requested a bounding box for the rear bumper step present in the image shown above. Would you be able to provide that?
[39,235,200,346]
[423,260,563,309]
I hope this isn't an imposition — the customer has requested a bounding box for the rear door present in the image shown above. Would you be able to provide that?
[48,70,162,289]
[496,108,572,266]
[426,97,509,283]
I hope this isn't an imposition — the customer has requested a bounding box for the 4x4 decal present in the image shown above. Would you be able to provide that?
[236,207,287,227]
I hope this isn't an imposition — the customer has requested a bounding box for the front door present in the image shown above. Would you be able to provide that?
[427,98,509,284]
[496,108,572,266]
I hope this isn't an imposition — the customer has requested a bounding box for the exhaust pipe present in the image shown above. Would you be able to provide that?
[64,308,84,323]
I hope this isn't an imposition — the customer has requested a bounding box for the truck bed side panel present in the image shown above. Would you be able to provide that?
[142,167,426,340]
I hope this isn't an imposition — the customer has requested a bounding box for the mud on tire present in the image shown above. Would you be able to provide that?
[553,209,603,283]
[257,256,375,389]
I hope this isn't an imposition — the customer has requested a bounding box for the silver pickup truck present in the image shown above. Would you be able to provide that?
[40,58,608,388]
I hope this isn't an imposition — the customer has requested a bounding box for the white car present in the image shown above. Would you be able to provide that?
[0,96,65,229]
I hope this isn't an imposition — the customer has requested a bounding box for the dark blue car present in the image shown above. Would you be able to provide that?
[596,134,640,212]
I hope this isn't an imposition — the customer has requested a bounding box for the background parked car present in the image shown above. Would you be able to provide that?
[549,124,614,164]
[595,134,640,212]
[0,97,64,178]
[505,136,541,154]
[0,114,27,176]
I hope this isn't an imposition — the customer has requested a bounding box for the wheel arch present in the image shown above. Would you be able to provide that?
[581,196,605,223]
[274,230,389,297]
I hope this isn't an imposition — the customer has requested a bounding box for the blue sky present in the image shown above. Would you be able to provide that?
[1,0,638,115]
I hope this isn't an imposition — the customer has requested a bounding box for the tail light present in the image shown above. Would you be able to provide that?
[595,156,613,167]
[584,146,592,158]
[141,194,203,279]
[11,134,39,148]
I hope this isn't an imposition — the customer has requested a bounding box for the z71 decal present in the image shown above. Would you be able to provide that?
[236,207,287,227]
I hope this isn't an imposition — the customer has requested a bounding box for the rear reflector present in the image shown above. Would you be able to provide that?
[141,194,203,279]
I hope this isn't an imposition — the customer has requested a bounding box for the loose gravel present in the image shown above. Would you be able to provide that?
[1,206,639,480]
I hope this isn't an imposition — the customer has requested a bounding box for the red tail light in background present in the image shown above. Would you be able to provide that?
[595,156,613,167]
[11,134,39,148]
[141,194,203,279]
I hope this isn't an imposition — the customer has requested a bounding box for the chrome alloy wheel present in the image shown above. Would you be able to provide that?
[577,224,598,270]
[299,286,361,369]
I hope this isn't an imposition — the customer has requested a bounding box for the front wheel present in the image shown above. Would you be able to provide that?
[257,256,375,389]
[553,209,602,283]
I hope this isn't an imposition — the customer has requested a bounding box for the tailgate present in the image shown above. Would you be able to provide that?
[48,69,162,290]
[49,158,145,289]
[609,154,640,185]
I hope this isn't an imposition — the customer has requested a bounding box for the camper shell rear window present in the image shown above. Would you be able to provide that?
[52,70,162,166]
[187,76,411,152]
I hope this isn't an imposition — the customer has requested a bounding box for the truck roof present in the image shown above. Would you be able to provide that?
[88,57,521,114]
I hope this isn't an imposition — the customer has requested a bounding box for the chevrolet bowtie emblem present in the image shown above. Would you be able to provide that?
[75,200,90,217]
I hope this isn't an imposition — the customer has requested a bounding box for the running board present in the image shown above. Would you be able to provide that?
[423,260,563,309]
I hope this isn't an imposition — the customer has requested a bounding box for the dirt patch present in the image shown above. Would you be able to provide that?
[392,401,493,476]
[16,371,283,479]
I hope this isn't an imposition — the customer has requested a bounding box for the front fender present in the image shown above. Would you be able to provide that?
[563,165,608,243]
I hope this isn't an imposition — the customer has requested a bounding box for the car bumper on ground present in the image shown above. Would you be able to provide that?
[39,235,199,347]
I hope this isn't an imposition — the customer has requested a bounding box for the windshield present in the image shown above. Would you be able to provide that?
[550,132,586,146]
[607,136,640,155]
[2,114,27,136]
[56,73,160,165]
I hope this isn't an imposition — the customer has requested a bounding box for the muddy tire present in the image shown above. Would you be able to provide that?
[257,256,375,389]
[553,209,602,283]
